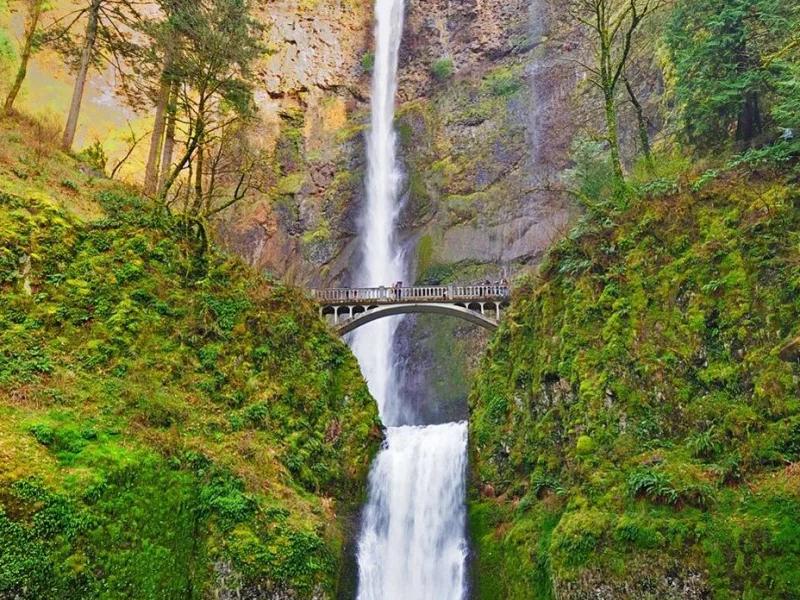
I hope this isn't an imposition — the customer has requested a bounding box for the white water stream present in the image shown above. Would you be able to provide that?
[351,0,469,598]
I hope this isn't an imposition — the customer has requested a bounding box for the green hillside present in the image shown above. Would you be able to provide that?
[469,156,800,598]
[0,117,380,598]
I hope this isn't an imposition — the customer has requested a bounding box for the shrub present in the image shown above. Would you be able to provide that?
[78,140,108,174]
[431,57,455,81]
[61,178,79,192]
[484,67,522,97]
[360,51,374,73]
[28,112,61,167]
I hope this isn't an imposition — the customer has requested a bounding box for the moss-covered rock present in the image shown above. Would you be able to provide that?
[469,167,800,598]
[0,187,381,599]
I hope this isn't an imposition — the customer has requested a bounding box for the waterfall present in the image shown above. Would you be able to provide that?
[350,1,469,598]
[349,0,406,426]
[356,423,469,600]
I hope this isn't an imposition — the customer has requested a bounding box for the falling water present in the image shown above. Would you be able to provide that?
[349,0,406,425]
[350,0,469,598]
[356,424,468,600]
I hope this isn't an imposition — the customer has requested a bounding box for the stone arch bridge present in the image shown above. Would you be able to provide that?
[311,285,511,336]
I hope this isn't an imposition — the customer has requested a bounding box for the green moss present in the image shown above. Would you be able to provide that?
[431,57,455,81]
[0,186,380,598]
[416,234,434,276]
[469,166,800,597]
[575,435,596,455]
[277,172,306,196]
[482,66,523,97]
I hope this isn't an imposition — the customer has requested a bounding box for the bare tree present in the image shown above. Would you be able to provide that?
[567,0,667,180]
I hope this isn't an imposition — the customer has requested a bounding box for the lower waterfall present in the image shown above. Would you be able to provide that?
[355,423,469,600]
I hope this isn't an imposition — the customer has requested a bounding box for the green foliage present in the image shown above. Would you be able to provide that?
[667,0,800,148]
[431,57,455,81]
[483,67,522,97]
[0,29,14,75]
[0,188,380,597]
[77,141,108,174]
[563,136,628,213]
[360,51,374,73]
[469,165,800,597]
[627,468,680,505]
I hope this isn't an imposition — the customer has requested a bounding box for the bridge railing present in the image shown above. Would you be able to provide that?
[310,285,510,305]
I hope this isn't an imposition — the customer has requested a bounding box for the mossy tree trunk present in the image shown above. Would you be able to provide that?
[624,75,654,172]
[3,0,44,116]
[604,92,625,182]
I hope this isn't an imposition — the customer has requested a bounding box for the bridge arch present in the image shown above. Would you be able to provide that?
[336,303,499,336]
[312,285,511,337]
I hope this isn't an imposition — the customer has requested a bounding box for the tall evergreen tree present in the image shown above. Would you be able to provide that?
[667,0,800,148]
[158,0,262,210]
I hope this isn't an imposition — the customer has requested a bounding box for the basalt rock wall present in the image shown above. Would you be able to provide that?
[218,0,584,289]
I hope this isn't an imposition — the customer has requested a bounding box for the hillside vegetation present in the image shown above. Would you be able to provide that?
[0,117,380,599]
[469,156,800,598]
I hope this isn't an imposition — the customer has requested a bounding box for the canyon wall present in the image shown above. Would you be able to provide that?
[218,0,582,290]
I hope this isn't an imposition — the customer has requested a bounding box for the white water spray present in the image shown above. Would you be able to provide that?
[351,0,469,598]
[357,424,469,600]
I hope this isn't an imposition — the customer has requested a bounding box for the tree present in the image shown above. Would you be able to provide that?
[667,0,800,148]
[158,0,261,200]
[158,79,179,193]
[567,0,667,180]
[3,0,49,115]
[138,0,183,195]
[623,72,653,171]
[758,2,800,131]
[154,0,263,255]
[50,0,143,150]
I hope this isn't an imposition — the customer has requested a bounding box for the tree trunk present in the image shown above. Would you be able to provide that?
[190,94,206,214]
[604,93,625,182]
[61,0,102,151]
[736,91,763,145]
[193,141,204,213]
[158,81,179,194]
[4,0,43,115]
[144,55,174,195]
[624,76,653,172]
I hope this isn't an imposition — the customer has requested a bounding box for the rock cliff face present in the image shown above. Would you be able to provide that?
[217,0,372,286]
[218,0,581,289]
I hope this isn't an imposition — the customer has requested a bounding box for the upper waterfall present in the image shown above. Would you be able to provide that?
[349,0,408,426]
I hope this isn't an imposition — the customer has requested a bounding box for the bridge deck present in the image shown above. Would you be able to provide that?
[311,285,510,306]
